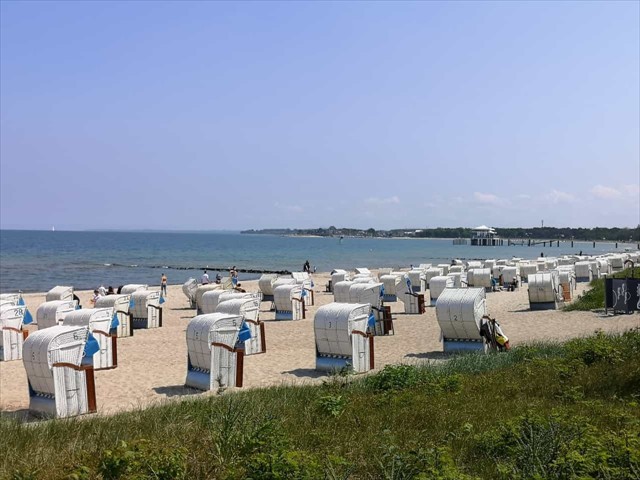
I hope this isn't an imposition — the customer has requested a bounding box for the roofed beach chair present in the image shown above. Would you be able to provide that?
[130,290,163,329]
[216,296,265,355]
[95,294,132,337]
[185,313,247,390]
[195,284,222,315]
[182,278,198,309]
[23,325,98,418]
[348,282,393,336]
[258,274,279,303]
[314,303,374,374]
[120,284,148,295]
[63,308,117,370]
[429,276,454,306]
[436,287,487,353]
[1,304,31,361]
[528,272,564,310]
[273,284,305,320]
[36,300,77,329]
[45,286,74,302]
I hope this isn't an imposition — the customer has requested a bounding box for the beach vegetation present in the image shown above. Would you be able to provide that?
[565,266,640,311]
[2,330,639,479]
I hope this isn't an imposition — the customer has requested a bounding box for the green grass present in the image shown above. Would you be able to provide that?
[2,330,640,479]
[565,267,640,311]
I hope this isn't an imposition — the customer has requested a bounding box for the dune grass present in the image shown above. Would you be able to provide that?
[2,329,639,479]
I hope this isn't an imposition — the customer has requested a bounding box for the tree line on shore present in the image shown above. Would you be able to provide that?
[241,225,640,242]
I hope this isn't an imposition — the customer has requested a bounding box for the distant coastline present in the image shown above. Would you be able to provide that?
[241,226,640,242]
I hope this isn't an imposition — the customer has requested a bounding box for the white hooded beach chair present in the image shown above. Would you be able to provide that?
[182,278,198,308]
[185,313,246,390]
[519,263,538,283]
[216,297,265,355]
[465,261,482,270]
[354,267,372,276]
[557,268,576,301]
[0,304,30,361]
[587,260,600,280]
[95,294,132,337]
[447,272,463,288]
[45,286,74,302]
[314,303,374,374]
[528,272,564,310]
[348,282,393,336]
[466,268,492,290]
[23,325,97,418]
[333,280,354,303]
[328,269,350,293]
[200,289,230,315]
[36,300,77,329]
[609,255,625,273]
[63,308,117,370]
[437,264,451,275]
[130,290,163,329]
[273,284,305,320]
[395,274,426,314]
[292,273,314,306]
[201,290,259,315]
[0,293,24,307]
[501,266,520,287]
[424,267,444,288]
[380,274,403,302]
[352,276,374,284]
[258,274,279,302]
[195,284,223,315]
[120,284,148,295]
[429,276,454,306]
[436,288,487,353]
[264,277,295,310]
[574,261,593,283]
[407,269,425,292]
[597,258,611,276]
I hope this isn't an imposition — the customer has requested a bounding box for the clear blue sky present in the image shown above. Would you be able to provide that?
[1,1,638,231]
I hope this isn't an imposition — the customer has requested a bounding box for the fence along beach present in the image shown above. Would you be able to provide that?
[1,249,639,418]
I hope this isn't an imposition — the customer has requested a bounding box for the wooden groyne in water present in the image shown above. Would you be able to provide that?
[104,263,291,275]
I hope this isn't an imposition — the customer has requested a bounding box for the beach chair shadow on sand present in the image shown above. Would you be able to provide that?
[153,385,201,397]
[404,351,450,361]
[281,368,324,379]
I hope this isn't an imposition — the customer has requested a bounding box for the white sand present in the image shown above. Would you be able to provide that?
[1,272,638,416]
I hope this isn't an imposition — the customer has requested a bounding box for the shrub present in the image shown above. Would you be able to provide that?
[377,443,477,480]
[475,412,640,479]
[317,395,347,418]
[99,440,187,480]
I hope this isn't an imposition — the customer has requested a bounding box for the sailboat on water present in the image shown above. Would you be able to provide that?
[51,226,55,232]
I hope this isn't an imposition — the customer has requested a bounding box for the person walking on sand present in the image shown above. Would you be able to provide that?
[230,266,238,287]
[161,273,168,296]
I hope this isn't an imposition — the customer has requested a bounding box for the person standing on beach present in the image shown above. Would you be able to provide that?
[201,270,210,285]
[91,289,102,305]
[230,266,238,287]
[161,273,168,296]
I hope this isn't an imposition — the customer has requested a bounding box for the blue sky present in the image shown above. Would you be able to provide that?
[1,1,638,231]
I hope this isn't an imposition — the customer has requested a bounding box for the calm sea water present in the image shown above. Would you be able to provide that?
[0,230,626,292]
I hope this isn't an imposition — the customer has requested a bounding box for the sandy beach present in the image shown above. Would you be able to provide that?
[1,271,638,418]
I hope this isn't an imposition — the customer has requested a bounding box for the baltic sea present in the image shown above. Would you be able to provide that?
[0,230,623,292]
